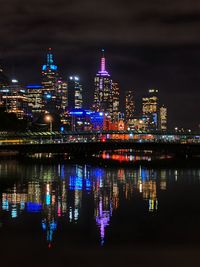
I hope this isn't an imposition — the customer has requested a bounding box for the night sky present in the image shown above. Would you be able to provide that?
[0,0,200,129]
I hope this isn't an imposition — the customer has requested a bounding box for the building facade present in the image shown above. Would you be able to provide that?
[112,82,120,122]
[67,76,83,110]
[159,105,167,131]
[41,48,59,114]
[93,49,113,116]
[125,90,135,121]
[142,89,159,131]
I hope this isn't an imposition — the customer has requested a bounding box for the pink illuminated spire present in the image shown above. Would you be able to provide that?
[101,49,106,72]
[98,49,110,76]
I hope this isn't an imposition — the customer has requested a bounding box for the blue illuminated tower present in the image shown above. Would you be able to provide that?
[41,48,59,114]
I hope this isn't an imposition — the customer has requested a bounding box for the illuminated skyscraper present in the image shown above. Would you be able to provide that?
[142,89,159,131]
[27,85,43,116]
[0,79,29,119]
[93,49,112,116]
[0,68,9,88]
[112,82,120,122]
[125,90,135,121]
[56,79,68,114]
[0,67,10,106]
[67,76,83,110]
[41,48,59,113]
[159,105,167,131]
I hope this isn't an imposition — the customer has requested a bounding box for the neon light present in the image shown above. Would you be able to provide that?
[26,84,42,88]
[27,202,42,213]
[70,111,84,115]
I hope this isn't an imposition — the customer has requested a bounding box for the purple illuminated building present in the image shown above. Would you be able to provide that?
[93,49,113,116]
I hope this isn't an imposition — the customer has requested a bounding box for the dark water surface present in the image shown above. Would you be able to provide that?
[1,159,200,266]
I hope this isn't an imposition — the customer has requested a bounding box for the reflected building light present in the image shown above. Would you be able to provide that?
[46,183,51,205]
[2,199,9,211]
[69,207,73,222]
[85,178,91,191]
[57,201,61,217]
[160,170,167,190]
[96,197,112,246]
[74,208,79,222]
[139,181,143,193]
[149,199,158,212]
[11,205,17,218]
[69,176,83,191]
[27,202,42,213]
[175,170,178,182]
[46,194,51,206]
[42,218,57,248]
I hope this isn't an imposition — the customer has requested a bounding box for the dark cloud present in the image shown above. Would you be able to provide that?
[0,0,200,129]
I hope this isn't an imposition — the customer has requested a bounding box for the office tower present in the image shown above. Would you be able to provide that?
[41,48,59,113]
[112,82,120,122]
[159,105,167,131]
[142,89,159,131]
[0,68,9,88]
[56,79,68,114]
[93,49,112,116]
[67,76,82,110]
[1,79,29,119]
[125,90,135,121]
[26,84,44,117]
[0,67,10,106]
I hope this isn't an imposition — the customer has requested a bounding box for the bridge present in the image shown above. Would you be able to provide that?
[0,130,199,157]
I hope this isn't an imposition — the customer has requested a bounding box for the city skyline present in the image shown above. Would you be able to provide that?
[0,46,199,130]
[0,48,168,132]
[0,0,200,129]
[1,2,200,266]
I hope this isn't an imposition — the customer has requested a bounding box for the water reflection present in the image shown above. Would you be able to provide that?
[1,161,200,247]
[98,149,171,162]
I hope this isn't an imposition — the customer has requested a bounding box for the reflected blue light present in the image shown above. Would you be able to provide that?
[69,176,83,190]
[27,202,42,213]
[42,222,46,230]
[11,207,17,218]
[2,200,9,211]
[46,194,51,205]
[85,178,91,190]
[93,168,104,178]
[46,94,52,99]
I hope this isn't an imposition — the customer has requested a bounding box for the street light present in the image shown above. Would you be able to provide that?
[45,115,53,132]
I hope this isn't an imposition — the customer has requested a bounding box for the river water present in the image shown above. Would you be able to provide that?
[0,158,200,266]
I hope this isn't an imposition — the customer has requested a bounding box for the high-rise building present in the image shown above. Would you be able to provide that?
[0,67,10,107]
[159,105,167,131]
[41,48,59,114]
[93,49,112,116]
[26,84,44,116]
[67,76,82,110]
[56,79,68,114]
[1,79,29,119]
[125,90,135,121]
[142,89,159,131]
[112,82,120,122]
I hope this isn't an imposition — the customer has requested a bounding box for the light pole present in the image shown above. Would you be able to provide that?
[45,115,53,132]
